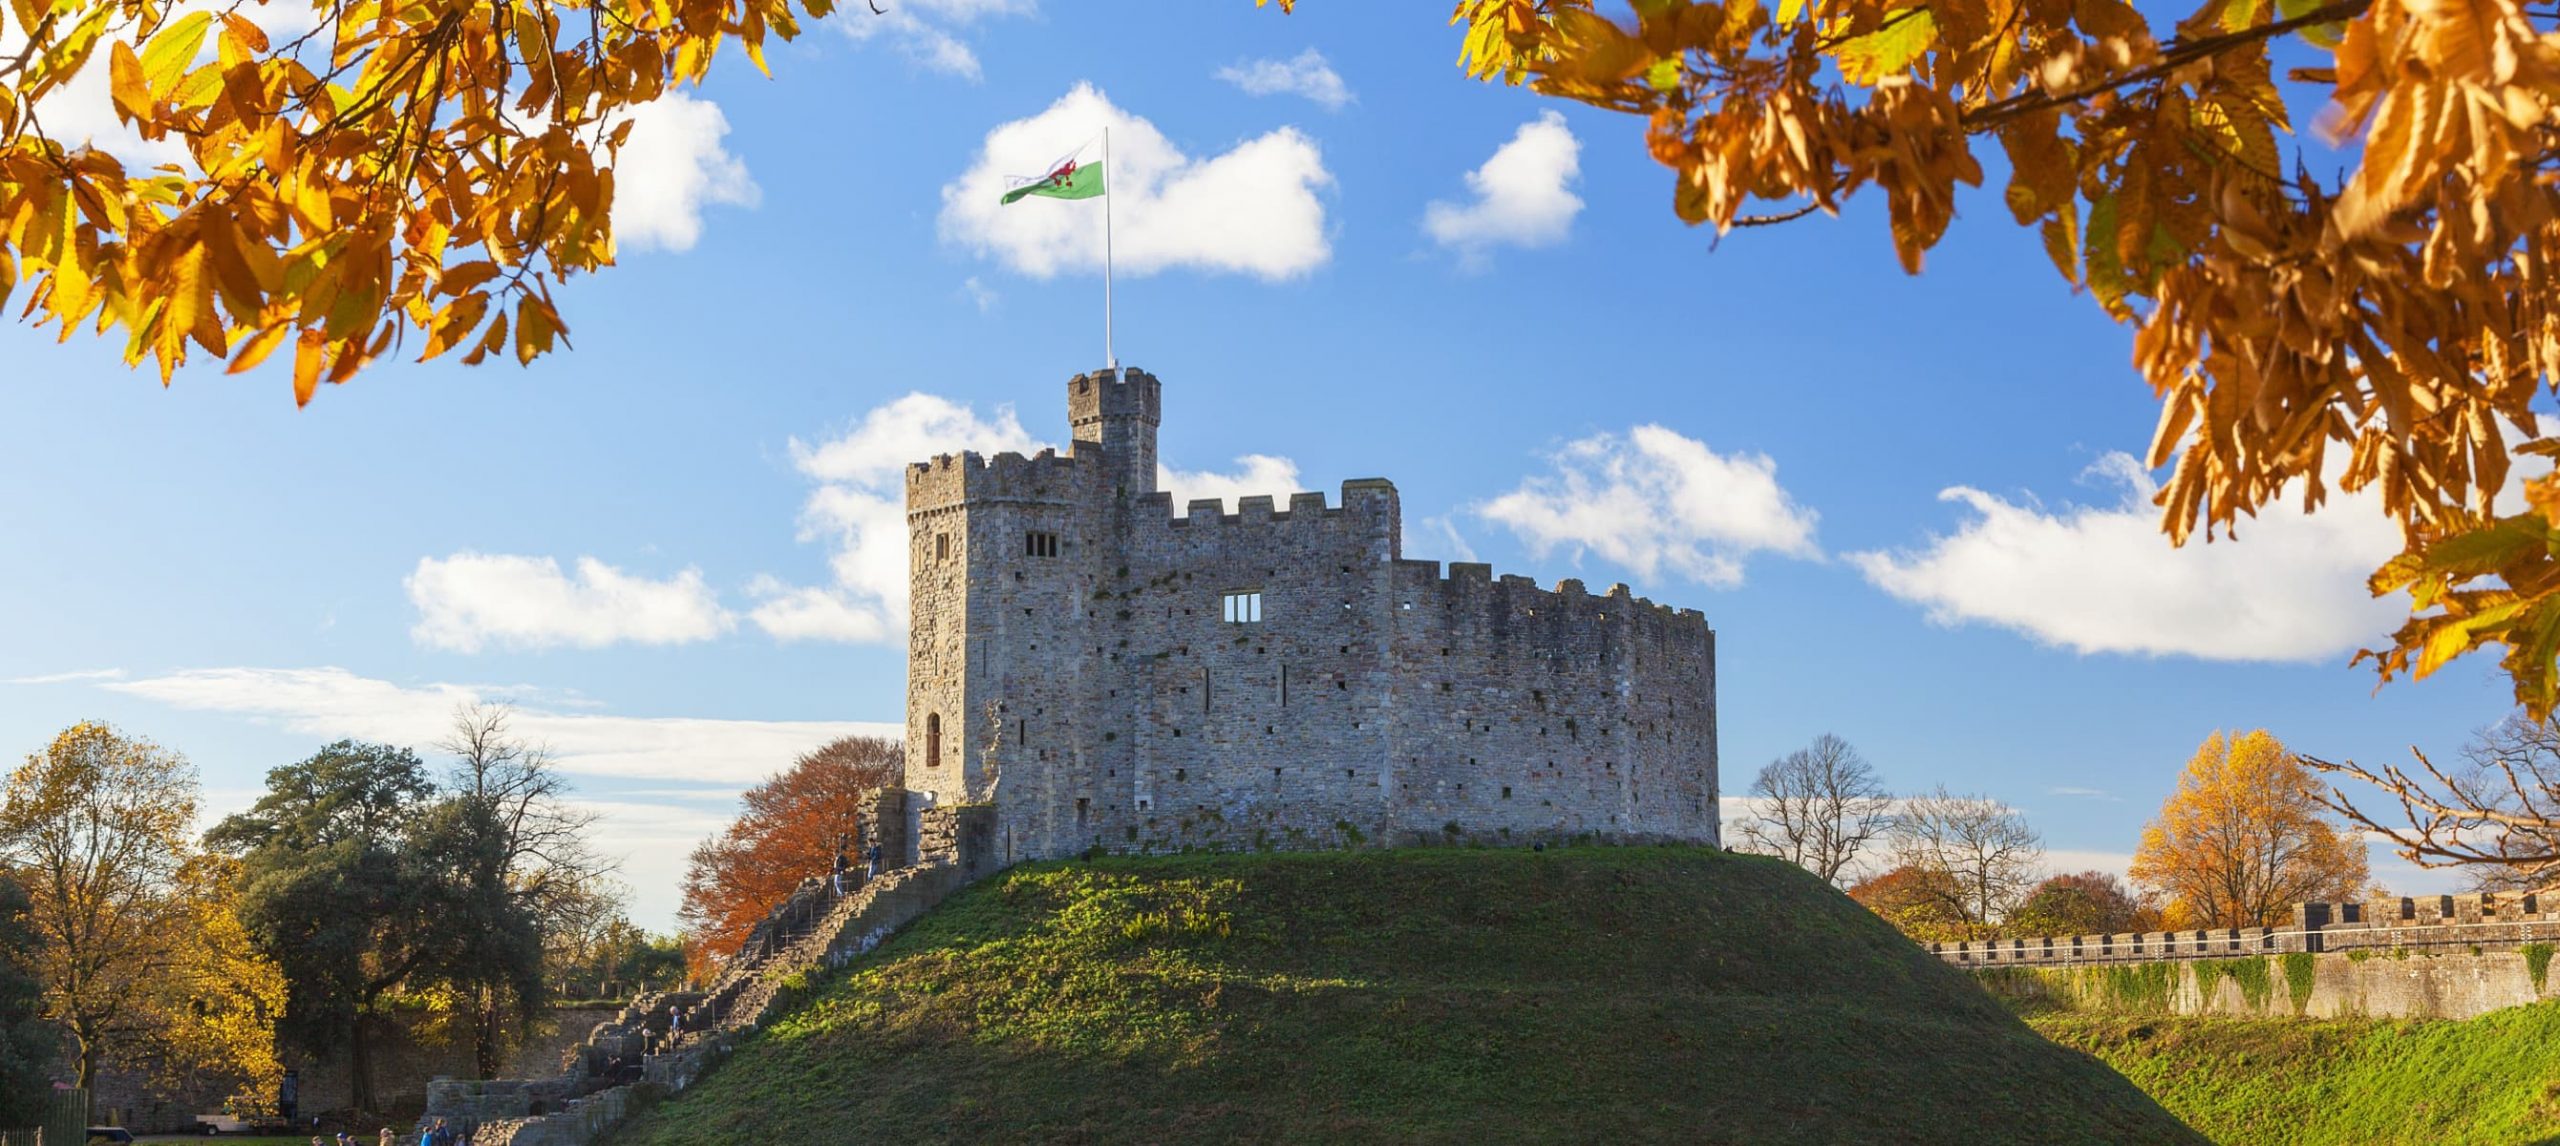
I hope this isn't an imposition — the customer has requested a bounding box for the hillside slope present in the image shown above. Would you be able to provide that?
[615,847,2202,1145]
[2036,1007,2560,1145]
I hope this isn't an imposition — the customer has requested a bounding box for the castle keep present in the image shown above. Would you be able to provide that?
[901,367,1721,863]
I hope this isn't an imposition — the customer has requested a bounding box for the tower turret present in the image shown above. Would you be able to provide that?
[1068,367,1160,498]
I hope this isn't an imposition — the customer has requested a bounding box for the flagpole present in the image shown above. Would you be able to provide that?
[1103,126,1117,371]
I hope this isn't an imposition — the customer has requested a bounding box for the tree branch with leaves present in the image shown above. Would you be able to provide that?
[0,0,851,399]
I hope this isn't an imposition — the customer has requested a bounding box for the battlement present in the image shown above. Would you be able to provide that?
[1067,366,1162,431]
[905,445,1096,510]
[1933,892,2560,969]
[1135,479,1399,529]
[1389,559,1714,636]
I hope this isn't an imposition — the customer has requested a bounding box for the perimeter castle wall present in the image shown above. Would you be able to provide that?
[899,367,1722,864]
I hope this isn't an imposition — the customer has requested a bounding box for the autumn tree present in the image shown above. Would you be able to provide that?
[1847,863,1979,941]
[1739,733,1895,885]
[1885,786,2044,927]
[2007,870,2159,936]
[208,737,446,1113]
[2304,713,2560,891]
[135,853,290,1117]
[680,735,900,972]
[2130,729,2369,927]
[0,721,196,1088]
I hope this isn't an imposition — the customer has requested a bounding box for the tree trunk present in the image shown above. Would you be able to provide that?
[475,991,501,1080]
[350,1015,376,1114]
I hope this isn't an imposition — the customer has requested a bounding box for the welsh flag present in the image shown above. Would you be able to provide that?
[1001,152,1105,204]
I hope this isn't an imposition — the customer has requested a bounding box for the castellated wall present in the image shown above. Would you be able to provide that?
[901,367,1720,867]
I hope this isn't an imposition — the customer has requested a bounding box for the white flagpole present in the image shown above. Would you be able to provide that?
[1103,126,1117,371]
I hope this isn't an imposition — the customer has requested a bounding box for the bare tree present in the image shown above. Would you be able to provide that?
[434,702,612,1077]
[2305,713,2560,893]
[1739,734,1894,885]
[1887,787,2045,928]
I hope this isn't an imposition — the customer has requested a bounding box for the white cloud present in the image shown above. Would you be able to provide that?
[1159,455,1302,509]
[105,666,891,785]
[751,394,1310,640]
[750,394,1043,644]
[961,276,999,312]
[747,577,894,644]
[5,669,127,685]
[1217,49,1353,110]
[407,554,736,653]
[1850,453,2404,662]
[608,90,760,252]
[835,0,1034,81]
[2048,786,2122,801]
[2041,849,2137,881]
[940,84,1333,280]
[1424,110,1583,263]
[1477,425,1820,588]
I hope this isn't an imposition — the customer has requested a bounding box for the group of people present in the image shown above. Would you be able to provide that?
[305,1123,454,1146]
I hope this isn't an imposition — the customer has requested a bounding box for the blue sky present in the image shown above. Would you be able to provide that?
[0,1,2515,930]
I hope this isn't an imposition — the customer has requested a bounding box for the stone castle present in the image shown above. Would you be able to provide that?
[412,365,1725,1145]
[896,366,1723,863]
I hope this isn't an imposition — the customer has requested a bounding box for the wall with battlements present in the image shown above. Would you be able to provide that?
[900,367,1720,865]
[1938,892,2560,1021]
[1930,891,2560,969]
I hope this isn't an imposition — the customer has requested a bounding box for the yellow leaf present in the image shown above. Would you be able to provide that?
[291,330,327,406]
[1833,9,1937,85]
[141,11,213,103]
[109,41,150,122]
[225,325,291,374]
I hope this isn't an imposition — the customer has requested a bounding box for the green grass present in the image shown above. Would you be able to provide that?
[613,846,2200,1145]
[2034,1006,2560,1145]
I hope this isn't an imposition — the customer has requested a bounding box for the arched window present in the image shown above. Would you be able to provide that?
[926,713,942,768]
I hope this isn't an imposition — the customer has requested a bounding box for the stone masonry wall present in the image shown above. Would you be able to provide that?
[1979,949,2556,1021]
[901,367,1721,866]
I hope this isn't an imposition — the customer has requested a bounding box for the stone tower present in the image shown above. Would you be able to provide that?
[1068,367,1159,498]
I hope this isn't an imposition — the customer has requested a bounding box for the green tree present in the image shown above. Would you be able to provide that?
[206,738,442,1113]
[0,876,58,1128]
[2007,871,2159,937]
[0,722,196,1088]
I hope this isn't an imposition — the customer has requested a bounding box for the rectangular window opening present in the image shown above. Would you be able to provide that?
[935,533,950,560]
[1222,590,1263,624]
[1025,531,1059,558]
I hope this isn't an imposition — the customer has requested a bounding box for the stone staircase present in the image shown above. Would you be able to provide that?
[423,801,998,1146]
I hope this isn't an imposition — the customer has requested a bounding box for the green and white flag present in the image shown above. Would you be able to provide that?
[1000,151,1105,204]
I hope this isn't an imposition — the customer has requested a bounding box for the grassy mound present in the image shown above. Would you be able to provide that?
[616,847,2200,1145]
[2035,1007,2560,1145]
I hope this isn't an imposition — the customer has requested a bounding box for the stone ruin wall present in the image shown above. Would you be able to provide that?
[901,375,1722,868]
